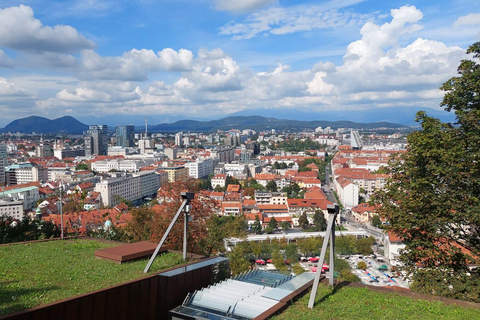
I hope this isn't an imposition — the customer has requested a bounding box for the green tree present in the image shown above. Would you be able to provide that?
[373,42,480,303]
[252,216,262,234]
[281,221,291,232]
[268,217,278,230]
[75,163,89,171]
[272,249,285,270]
[313,210,327,231]
[228,242,251,276]
[356,237,375,256]
[371,215,382,228]
[335,235,357,255]
[298,212,309,229]
[266,180,278,192]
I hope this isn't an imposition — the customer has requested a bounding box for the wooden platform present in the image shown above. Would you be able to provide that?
[94,241,167,263]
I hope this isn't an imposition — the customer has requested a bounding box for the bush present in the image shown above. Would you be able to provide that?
[357,261,367,270]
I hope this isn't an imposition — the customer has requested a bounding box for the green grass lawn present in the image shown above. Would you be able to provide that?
[272,284,480,320]
[0,239,184,316]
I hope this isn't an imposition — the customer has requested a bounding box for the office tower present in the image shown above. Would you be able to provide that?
[85,125,108,156]
[175,132,183,147]
[116,125,135,148]
[0,143,7,186]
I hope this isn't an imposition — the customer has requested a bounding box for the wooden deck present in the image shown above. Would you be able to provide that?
[94,241,167,263]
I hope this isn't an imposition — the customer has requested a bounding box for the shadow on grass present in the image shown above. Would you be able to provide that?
[0,281,59,316]
[314,281,351,306]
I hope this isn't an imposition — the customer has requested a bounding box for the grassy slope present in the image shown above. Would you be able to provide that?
[0,239,183,316]
[273,284,480,320]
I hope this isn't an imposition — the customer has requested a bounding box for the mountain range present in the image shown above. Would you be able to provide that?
[0,116,88,134]
[74,106,456,127]
[1,115,408,134]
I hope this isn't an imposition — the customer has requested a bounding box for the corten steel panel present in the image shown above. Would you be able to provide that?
[46,302,64,320]
[92,292,106,320]
[63,298,80,320]
[127,282,140,320]
[138,279,151,319]
[147,276,159,319]
[30,308,48,320]
[116,285,130,320]
[79,295,94,320]
[156,273,168,318]
[104,288,119,320]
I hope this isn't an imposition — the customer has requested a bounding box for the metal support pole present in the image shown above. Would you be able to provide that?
[60,183,64,240]
[329,220,335,286]
[308,204,339,309]
[183,204,190,261]
[144,199,188,273]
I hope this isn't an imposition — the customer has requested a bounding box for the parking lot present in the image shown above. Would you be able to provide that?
[298,254,410,288]
[345,255,410,288]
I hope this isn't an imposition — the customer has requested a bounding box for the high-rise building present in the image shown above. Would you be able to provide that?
[116,125,135,148]
[85,125,108,156]
[175,132,183,147]
[0,143,7,186]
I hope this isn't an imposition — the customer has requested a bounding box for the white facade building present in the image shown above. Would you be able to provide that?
[1,185,39,210]
[185,158,214,179]
[0,198,24,220]
[133,171,161,198]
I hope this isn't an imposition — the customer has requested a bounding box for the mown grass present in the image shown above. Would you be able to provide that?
[0,239,184,316]
[272,283,480,320]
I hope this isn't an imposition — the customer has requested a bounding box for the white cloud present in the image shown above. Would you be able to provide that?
[214,0,276,14]
[219,2,372,39]
[0,77,34,97]
[454,13,480,27]
[175,48,242,93]
[158,48,193,71]
[78,48,193,81]
[0,5,95,53]
[29,5,468,123]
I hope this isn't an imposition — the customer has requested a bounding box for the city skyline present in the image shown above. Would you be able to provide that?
[0,0,479,126]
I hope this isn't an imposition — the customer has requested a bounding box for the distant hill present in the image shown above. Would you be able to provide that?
[0,116,88,134]
[148,115,408,132]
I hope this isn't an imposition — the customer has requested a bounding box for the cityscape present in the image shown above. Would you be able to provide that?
[0,1,479,319]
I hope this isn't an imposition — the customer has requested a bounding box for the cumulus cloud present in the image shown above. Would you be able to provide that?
[454,13,480,27]
[78,48,193,81]
[175,48,242,93]
[0,5,95,53]
[214,0,276,14]
[219,2,372,39]
[31,5,468,122]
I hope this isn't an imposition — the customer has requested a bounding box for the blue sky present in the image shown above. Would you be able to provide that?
[0,0,479,126]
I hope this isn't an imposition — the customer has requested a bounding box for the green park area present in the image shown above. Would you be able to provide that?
[273,284,480,320]
[0,238,183,316]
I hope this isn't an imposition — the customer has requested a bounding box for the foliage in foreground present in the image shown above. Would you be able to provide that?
[0,216,60,244]
[272,284,480,320]
[373,42,480,302]
[0,239,183,316]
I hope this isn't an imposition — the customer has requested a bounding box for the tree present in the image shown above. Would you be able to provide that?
[371,215,382,228]
[266,180,278,192]
[252,216,262,234]
[75,163,89,171]
[298,212,309,229]
[373,42,480,302]
[313,210,327,231]
[268,217,278,230]
[281,221,291,232]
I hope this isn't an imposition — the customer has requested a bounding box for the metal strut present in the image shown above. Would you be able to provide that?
[144,192,194,273]
[308,204,339,309]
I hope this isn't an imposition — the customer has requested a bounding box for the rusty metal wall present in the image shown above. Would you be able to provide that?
[0,259,214,320]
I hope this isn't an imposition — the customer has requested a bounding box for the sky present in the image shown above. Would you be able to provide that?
[0,0,479,126]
